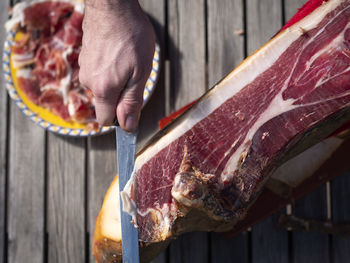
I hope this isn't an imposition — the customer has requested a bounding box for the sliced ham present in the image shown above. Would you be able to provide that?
[39,89,70,121]
[8,1,96,125]
[93,0,350,262]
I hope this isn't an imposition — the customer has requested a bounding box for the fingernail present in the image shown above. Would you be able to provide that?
[125,114,137,131]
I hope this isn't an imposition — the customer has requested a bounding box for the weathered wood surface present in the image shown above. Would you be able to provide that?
[47,135,86,263]
[292,186,329,263]
[207,0,244,87]
[247,0,282,54]
[331,171,350,262]
[210,232,249,263]
[0,0,9,262]
[168,0,206,110]
[1,0,350,262]
[8,99,45,263]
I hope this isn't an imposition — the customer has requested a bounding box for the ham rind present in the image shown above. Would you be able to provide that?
[121,0,350,243]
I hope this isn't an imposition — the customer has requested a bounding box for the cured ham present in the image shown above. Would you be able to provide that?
[7,1,96,125]
[93,0,350,262]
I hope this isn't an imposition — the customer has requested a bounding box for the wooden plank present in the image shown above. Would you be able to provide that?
[88,133,117,263]
[169,232,209,263]
[138,0,166,148]
[47,135,85,263]
[8,108,45,263]
[292,186,329,263]
[207,0,244,87]
[284,0,307,21]
[211,232,249,263]
[246,1,289,262]
[7,1,45,261]
[168,0,206,110]
[331,171,350,263]
[167,1,207,262]
[252,211,288,263]
[247,0,282,54]
[0,0,9,261]
[206,0,248,261]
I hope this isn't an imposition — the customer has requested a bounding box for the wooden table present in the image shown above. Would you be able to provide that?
[1,0,350,262]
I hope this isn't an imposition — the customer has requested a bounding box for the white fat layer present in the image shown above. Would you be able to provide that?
[40,83,57,92]
[120,170,138,224]
[16,68,32,78]
[67,102,75,116]
[12,52,35,68]
[59,46,73,105]
[122,0,345,220]
[271,137,344,187]
[12,52,33,61]
[5,0,84,32]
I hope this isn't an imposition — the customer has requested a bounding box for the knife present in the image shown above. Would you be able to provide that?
[115,119,140,263]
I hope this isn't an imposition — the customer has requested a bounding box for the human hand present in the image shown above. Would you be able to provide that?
[79,0,155,131]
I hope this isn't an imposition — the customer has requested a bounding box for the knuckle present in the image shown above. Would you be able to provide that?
[93,84,118,103]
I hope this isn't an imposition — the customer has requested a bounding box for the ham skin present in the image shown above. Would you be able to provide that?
[93,0,350,262]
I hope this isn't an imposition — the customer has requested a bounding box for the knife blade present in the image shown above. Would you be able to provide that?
[115,123,140,263]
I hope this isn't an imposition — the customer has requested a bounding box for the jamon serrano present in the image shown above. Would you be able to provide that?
[7,1,96,125]
[93,0,350,262]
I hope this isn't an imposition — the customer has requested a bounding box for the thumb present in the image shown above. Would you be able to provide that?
[116,81,144,132]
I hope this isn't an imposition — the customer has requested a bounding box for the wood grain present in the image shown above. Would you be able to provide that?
[207,0,244,88]
[292,186,329,263]
[169,232,209,263]
[331,171,350,263]
[47,135,85,263]
[211,232,249,263]
[247,0,282,54]
[0,0,9,261]
[138,0,166,148]
[252,212,289,263]
[168,0,206,110]
[284,0,307,21]
[7,105,45,263]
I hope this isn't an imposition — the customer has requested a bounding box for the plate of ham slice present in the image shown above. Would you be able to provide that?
[3,0,160,136]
